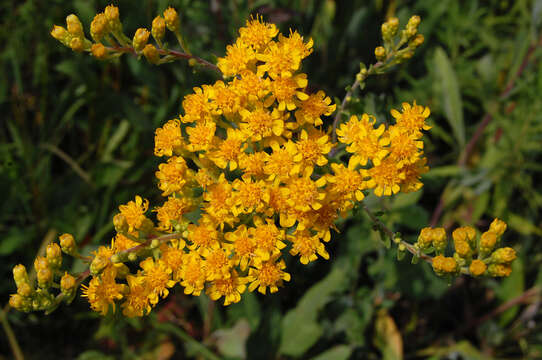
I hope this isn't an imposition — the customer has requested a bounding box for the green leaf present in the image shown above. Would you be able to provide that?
[212,319,251,359]
[311,345,353,360]
[434,47,465,148]
[279,266,349,357]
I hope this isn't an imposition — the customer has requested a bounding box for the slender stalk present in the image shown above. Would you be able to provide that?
[0,306,24,360]
[155,322,221,360]
[105,45,221,75]
[362,203,433,263]
[40,143,93,186]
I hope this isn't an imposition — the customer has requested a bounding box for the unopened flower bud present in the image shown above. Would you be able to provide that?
[127,252,138,262]
[142,44,160,64]
[417,227,433,249]
[113,213,129,233]
[489,218,507,237]
[17,283,33,297]
[454,239,472,258]
[51,25,71,46]
[34,256,49,272]
[164,7,180,33]
[10,294,31,312]
[69,37,84,52]
[388,17,399,36]
[469,259,487,276]
[60,272,77,295]
[480,231,497,256]
[46,243,62,269]
[453,226,477,248]
[90,13,109,42]
[432,228,447,253]
[432,255,458,276]
[152,16,166,42]
[37,268,53,288]
[104,5,122,32]
[406,15,421,38]
[13,264,29,288]
[488,263,512,277]
[91,43,107,59]
[59,233,76,255]
[66,14,84,38]
[491,247,516,264]
[375,46,387,61]
[133,28,150,52]
[410,34,424,48]
[90,255,109,275]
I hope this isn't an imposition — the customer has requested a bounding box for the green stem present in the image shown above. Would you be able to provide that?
[155,322,221,360]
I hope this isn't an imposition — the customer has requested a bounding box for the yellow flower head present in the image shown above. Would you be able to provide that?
[155,196,193,231]
[82,267,126,315]
[139,258,176,305]
[294,90,336,127]
[121,275,151,317]
[390,101,431,136]
[288,230,329,264]
[118,195,149,232]
[207,269,248,306]
[155,156,192,196]
[247,254,290,294]
[154,119,184,157]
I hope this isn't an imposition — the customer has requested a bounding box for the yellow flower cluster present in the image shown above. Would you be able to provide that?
[417,219,516,277]
[12,12,437,317]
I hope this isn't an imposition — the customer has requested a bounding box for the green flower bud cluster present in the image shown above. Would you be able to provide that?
[9,234,81,313]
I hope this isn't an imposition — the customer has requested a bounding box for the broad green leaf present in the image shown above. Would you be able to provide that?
[434,47,465,148]
[279,266,349,357]
[311,345,353,360]
[212,319,251,359]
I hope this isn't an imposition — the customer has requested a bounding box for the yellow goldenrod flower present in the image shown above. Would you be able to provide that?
[139,258,176,305]
[366,157,406,197]
[118,195,149,232]
[337,114,389,167]
[250,217,286,261]
[224,225,257,271]
[238,15,279,52]
[264,141,301,181]
[121,275,151,317]
[390,101,431,137]
[239,151,268,179]
[232,176,270,216]
[217,40,256,77]
[289,230,329,264]
[154,119,185,157]
[207,269,248,305]
[239,104,285,141]
[155,196,192,231]
[294,90,336,127]
[186,120,217,152]
[187,220,221,254]
[295,129,332,168]
[151,16,166,42]
[81,267,126,315]
[328,162,366,202]
[247,255,290,294]
[179,252,206,296]
[207,128,247,171]
[155,156,192,196]
[267,74,309,111]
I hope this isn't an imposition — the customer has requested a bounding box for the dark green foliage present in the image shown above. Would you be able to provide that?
[1,0,542,359]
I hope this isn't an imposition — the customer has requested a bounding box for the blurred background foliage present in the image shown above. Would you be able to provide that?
[1,0,542,359]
